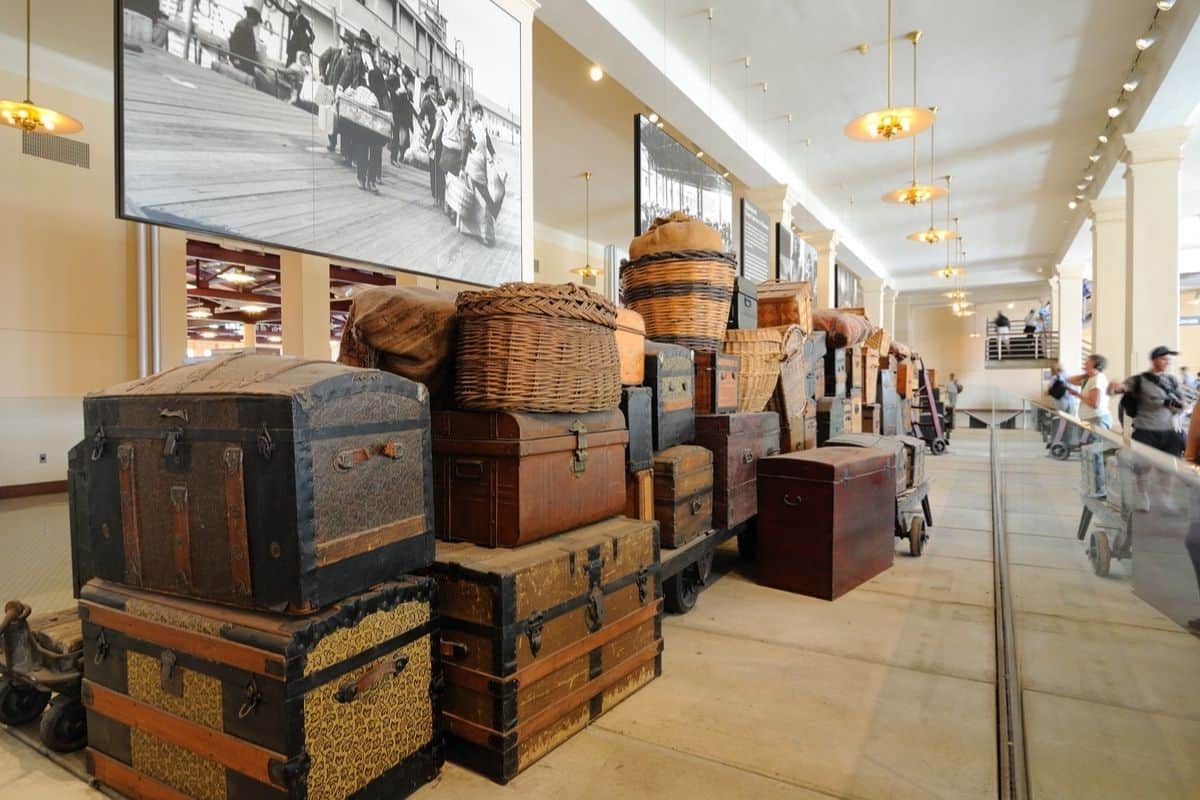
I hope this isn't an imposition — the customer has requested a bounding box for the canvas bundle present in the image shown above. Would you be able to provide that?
[811,309,874,349]
[890,340,913,362]
[628,211,723,259]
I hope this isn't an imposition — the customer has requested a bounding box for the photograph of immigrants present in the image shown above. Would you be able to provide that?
[118,0,522,286]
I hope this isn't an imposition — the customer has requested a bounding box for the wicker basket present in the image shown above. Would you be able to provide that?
[723,328,784,413]
[455,282,621,413]
[620,249,737,352]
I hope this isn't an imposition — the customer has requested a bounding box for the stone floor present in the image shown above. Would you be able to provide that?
[1,428,1197,799]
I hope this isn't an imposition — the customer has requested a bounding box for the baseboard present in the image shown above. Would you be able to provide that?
[0,480,68,500]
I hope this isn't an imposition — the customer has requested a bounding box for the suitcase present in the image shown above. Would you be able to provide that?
[879,369,903,436]
[803,405,819,450]
[779,402,817,453]
[862,403,882,434]
[805,332,827,402]
[432,410,627,547]
[693,352,740,415]
[816,396,850,445]
[620,387,654,474]
[727,276,758,330]
[616,308,647,386]
[652,446,713,547]
[861,351,880,404]
[625,468,654,521]
[822,433,909,494]
[78,354,434,613]
[643,342,695,452]
[849,390,863,434]
[693,413,781,529]
[899,434,927,488]
[845,346,864,395]
[756,448,895,599]
[81,577,441,800]
[756,281,813,331]
[430,518,662,783]
[824,348,847,397]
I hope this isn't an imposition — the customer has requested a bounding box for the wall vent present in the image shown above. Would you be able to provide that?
[22,131,90,169]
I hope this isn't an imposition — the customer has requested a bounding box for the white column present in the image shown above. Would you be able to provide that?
[280,253,331,360]
[882,286,898,334]
[800,229,839,309]
[1089,196,1127,380]
[1054,263,1084,372]
[242,322,257,350]
[1123,127,1189,375]
[744,184,800,280]
[859,276,887,326]
[157,227,189,370]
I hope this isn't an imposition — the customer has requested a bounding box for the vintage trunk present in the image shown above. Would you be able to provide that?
[879,369,903,436]
[693,413,781,529]
[897,362,917,397]
[692,352,740,415]
[432,410,627,548]
[756,281,813,332]
[429,518,662,783]
[822,433,909,494]
[652,446,714,547]
[756,449,895,600]
[805,332,827,402]
[78,354,434,614]
[824,348,847,397]
[80,577,441,800]
[619,387,654,474]
[862,404,882,434]
[803,404,819,450]
[727,277,758,330]
[615,309,647,387]
[816,397,852,445]
[625,469,654,522]
[642,342,696,452]
[898,434,927,488]
[845,346,865,395]
[848,390,863,434]
[780,407,816,453]
[68,440,94,598]
[861,351,880,404]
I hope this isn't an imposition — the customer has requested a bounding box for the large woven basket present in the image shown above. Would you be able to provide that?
[723,328,784,413]
[455,282,621,413]
[620,249,737,352]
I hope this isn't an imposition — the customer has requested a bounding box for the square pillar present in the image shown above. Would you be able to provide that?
[800,229,839,309]
[1089,196,1127,379]
[1054,263,1085,373]
[859,276,887,326]
[157,227,189,370]
[1123,127,1189,375]
[280,252,331,360]
[744,184,800,280]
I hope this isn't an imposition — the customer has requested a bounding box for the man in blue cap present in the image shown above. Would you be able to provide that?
[1111,345,1186,456]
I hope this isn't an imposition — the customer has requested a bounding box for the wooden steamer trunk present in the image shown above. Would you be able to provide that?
[693,413,781,529]
[430,518,662,783]
[862,403,882,434]
[816,397,852,445]
[652,446,714,548]
[824,348,847,397]
[432,410,627,547]
[756,449,895,599]
[727,277,758,330]
[693,352,739,415]
[619,387,654,474]
[78,354,434,613]
[643,342,696,452]
[848,390,864,434]
[625,469,654,522]
[804,332,827,402]
[81,577,441,800]
[822,433,909,494]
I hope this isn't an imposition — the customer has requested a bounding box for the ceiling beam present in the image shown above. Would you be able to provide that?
[186,240,281,270]
[330,265,396,285]
[188,287,282,304]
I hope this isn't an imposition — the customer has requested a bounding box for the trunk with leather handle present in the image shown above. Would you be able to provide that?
[431,410,627,547]
[642,342,695,452]
[652,446,714,548]
[80,577,441,800]
[756,449,895,600]
[77,354,434,614]
[692,352,740,415]
[693,413,781,529]
[429,517,662,783]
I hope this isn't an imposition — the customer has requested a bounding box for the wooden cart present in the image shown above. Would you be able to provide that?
[661,521,750,614]
[0,602,85,752]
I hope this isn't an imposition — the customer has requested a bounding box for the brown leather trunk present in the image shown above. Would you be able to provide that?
[77,353,434,613]
[615,309,647,386]
[897,362,917,397]
[693,413,781,529]
[756,449,895,599]
[822,432,910,494]
[432,410,627,547]
[429,517,662,783]
[80,577,441,800]
[693,352,739,414]
[625,469,654,522]
[652,446,713,548]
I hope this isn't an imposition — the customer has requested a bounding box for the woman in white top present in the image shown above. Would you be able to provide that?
[1067,354,1111,428]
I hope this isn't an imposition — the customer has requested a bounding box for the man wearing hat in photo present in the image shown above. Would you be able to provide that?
[229,2,264,77]
[1111,345,1187,456]
[319,28,357,156]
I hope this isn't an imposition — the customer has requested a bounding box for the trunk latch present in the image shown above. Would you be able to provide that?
[159,650,183,696]
[636,567,650,604]
[525,611,545,657]
[569,420,589,476]
[162,427,185,459]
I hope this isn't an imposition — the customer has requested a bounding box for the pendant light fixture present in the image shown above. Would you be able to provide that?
[934,223,962,280]
[882,36,944,205]
[571,172,601,281]
[0,0,83,135]
[844,0,934,142]
[907,151,958,242]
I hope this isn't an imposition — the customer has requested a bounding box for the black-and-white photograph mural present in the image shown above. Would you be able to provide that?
[776,225,816,284]
[635,115,733,252]
[118,0,522,286]
[835,262,863,308]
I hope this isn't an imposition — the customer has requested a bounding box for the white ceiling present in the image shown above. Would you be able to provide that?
[537,0,1186,292]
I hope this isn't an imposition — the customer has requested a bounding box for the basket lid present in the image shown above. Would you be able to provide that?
[456,282,617,329]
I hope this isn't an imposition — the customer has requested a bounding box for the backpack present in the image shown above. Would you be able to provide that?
[1048,378,1067,400]
[1119,374,1144,421]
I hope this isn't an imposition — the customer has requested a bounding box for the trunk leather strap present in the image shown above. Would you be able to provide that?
[116,444,143,585]
[223,446,253,597]
[169,486,191,589]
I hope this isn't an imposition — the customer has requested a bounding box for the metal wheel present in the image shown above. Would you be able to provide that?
[695,550,715,586]
[663,570,700,614]
[38,695,86,753]
[908,516,926,557]
[931,439,947,455]
[1088,530,1111,577]
[737,529,757,561]
[0,681,50,726]
[1049,443,1069,460]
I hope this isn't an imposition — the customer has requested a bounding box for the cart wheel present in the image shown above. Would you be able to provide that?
[663,569,700,614]
[38,695,86,753]
[695,550,715,586]
[1049,443,1069,461]
[931,439,947,455]
[737,529,757,561]
[1087,531,1111,577]
[0,681,50,726]
[908,517,926,557]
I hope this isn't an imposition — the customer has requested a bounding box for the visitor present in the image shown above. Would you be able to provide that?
[1047,364,1078,414]
[1023,309,1039,335]
[1067,354,1111,498]
[1182,406,1200,633]
[944,373,962,431]
[1182,366,1197,391]
[1110,346,1186,456]
[993,310,1011,357]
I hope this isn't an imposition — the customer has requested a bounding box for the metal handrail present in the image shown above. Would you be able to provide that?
[985,331,1060,362]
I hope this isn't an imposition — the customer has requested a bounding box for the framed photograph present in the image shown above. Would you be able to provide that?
[835,262,862,308]
[740,199,771,281]
[116,0,522,286]
[634,114,733,252]
[776,225,816,284]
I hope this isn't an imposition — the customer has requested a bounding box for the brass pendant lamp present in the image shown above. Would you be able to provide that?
[0,0,83,135]
[571,172,601,280]
[882,33,944,205]
[907,156,958,242]
[934,225,963,280]
[845,0,934,142]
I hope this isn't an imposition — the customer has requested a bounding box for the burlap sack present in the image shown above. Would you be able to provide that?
[811,309,873,350]
[338,286,459,408]
[889,340,912,362]
[629,211,723,260]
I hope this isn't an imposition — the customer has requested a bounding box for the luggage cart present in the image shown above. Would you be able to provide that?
[897,480,934,556]
[1077,496,1132,577]
[660,521,750,614]
[909,361,949,454]
[1046,414,1086,460]
[0,602,86,752]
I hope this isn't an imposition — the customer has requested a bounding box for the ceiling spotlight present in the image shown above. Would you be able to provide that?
[1088,150,1101,163]
[1107,102,1126,119]
[1084,174,1094,182]
[223,269,258,285]
[1076,182,1087,191]
[647,112,659,124]
[1122,72,1141,92]
[589,64,604,82]
[1135,33,1157,51]
[1068,200,1078,210]
[1098,134,1109,144]
[656,121,664,128]
[1074,194,1085,201]
[1157,0,1177,10]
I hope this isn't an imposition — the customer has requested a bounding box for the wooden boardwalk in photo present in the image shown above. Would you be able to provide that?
[121,46,520,285]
